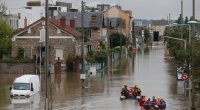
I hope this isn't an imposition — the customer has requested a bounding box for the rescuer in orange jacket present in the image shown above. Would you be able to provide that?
[139,95,147,109]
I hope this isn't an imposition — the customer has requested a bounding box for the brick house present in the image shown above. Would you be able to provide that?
[12,17,81,69]
[57,12,103,53]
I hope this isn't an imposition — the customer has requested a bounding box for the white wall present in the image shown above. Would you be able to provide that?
[8,7,45,28]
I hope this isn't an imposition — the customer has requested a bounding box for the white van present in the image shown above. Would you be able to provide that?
[11,93,40,109]
[10,75,40,97]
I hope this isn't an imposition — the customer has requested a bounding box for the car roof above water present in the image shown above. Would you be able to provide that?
[14,75,38,83]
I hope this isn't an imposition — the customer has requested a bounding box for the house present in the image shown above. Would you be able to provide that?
[7,0,72,29]
[103,6,133,38]
[57,11,103,53]
[12,17,81,69]
[5,14,19,29]
[148,20,168,41]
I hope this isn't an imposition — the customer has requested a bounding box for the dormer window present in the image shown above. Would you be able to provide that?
[28,28,31,33]
[57,28,61,33]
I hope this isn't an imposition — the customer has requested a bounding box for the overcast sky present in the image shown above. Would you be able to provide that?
[3,0,200,20]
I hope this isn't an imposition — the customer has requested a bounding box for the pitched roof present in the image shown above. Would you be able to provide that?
[57,12,102,28]
[49,18,81,37]
[13,17,81,38]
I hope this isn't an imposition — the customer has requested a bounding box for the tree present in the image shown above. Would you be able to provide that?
[164,25,190,65]
[0,1,7,20]
[144,28,150,44]
[0,2,14,59]
[109,32,127,49]
[0,21,14,59]
[185,16,188,24]
[176,14,182,24]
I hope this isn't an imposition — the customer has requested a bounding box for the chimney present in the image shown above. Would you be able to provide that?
[70,19,75,28]
[60,17,66,28]
[24,17,27,28]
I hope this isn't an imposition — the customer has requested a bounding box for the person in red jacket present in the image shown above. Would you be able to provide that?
[139,95,146,109]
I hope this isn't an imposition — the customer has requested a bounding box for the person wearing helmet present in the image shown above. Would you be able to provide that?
[156,97,161,106]
[158,99,166,110]
[151,96,158,109]
[144,98,152,110]
[133,84,141,97]
[121,84,129,98]
[139,95,147,109]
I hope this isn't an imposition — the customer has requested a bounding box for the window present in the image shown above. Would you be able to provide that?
[55,49,64,60]
[16,20,19,29]
[28,28,31,33]
[9,20,12,26]
[40,27,45,42]
[13,83,30,90]
[91,16,97,23]
[57,28,61,33]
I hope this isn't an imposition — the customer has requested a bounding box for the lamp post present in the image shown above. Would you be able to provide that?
[163,36,186,52]
[189,20,200,110]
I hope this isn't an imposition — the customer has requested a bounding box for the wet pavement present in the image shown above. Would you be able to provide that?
[0,44,199,110]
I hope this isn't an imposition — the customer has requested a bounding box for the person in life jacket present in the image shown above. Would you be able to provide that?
[151,96,157,107]
[132,84,141,96]
[156,97,161,106]
[140,95,147,109]
[144,98,152,110]
[121,84,129,98]
[158,99,166,110]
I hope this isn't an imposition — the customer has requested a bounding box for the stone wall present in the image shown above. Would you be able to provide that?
[0,63,35,74]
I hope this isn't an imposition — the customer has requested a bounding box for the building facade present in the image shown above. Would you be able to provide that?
[12,17,81,68]
[57,12,103,53]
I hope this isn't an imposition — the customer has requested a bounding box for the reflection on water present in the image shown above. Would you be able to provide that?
[1,45,200,109]
[9,93,40,110]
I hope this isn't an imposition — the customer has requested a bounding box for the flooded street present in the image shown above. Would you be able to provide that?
[0,45,196,110]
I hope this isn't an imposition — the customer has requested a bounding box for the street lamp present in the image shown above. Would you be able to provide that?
[189,20,200,110]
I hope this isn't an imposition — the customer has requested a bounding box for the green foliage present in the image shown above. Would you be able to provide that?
[164,25,190,65]
[110,32,127,49]
[0,21,14,59]
[94,50,107,62]
[0,1,7,20]
[176,14,182,24]
[99,41,106,50]
[185,16,189,24]
[85,55,95,63]
[144,29,150,44]
[0,56,34,63]
[16,47,25,59]
[164,22,200,70]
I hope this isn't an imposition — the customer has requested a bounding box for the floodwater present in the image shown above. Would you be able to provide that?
[0,44,199,110]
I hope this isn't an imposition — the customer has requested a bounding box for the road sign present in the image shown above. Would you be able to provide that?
[80,74,86,80]
[182,74,189,80]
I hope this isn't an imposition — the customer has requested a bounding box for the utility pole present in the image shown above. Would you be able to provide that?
[181,0,183,38]
[192,0,195,20]
[181,0,183,24]
[81,1,85,88]
[191,0,196,109]
[45,0,49,109]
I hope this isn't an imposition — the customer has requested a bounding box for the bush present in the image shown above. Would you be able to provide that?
[85,55,95,63]
[94,50,107,62]
[0,57,34,63]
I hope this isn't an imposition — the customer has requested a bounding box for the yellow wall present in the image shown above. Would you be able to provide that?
[103,6,132,37]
